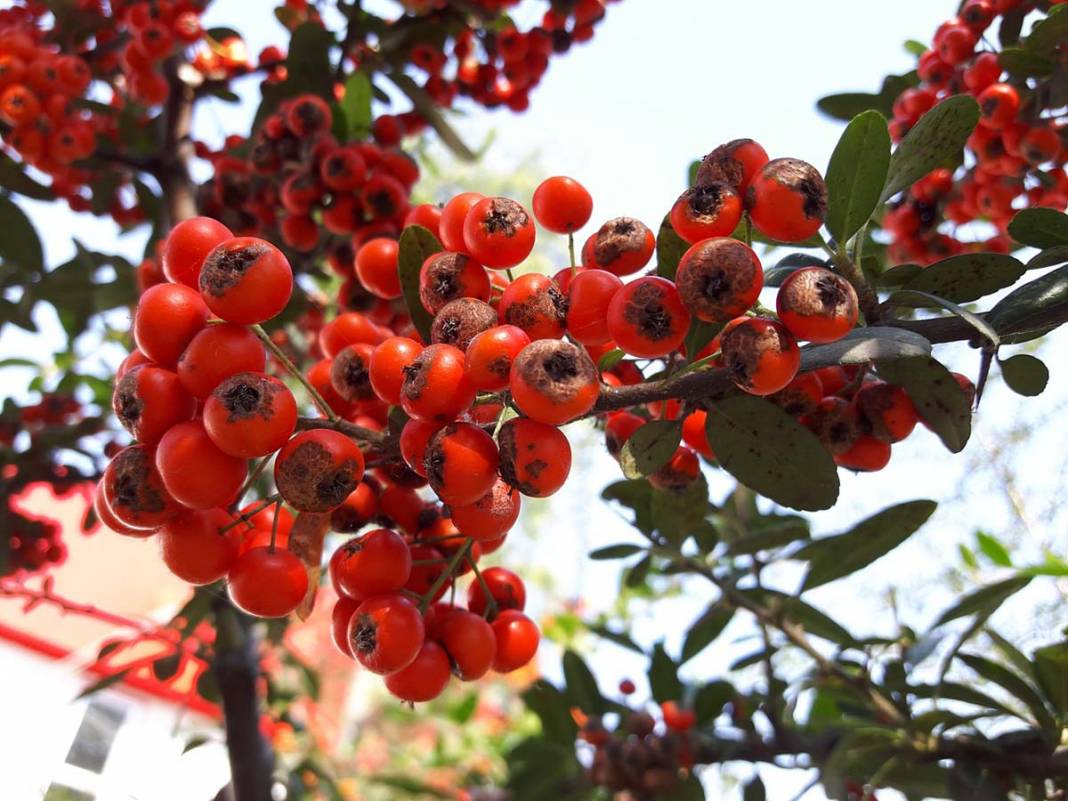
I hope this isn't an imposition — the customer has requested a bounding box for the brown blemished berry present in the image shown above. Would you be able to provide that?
[430,297,498,351]
[674,237,763,323]
[330,343,377,403]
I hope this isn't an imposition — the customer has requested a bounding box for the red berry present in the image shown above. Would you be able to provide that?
[228,546,309,618]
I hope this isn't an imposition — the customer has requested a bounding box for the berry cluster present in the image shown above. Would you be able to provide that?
[382,0,619,114]
[195,94,423,263]
[579,685,697,801]
[0,1,218,218]
[3,512,64,577]
[883,0,1067,264]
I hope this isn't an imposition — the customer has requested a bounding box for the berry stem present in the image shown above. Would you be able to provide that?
[743,213,753,248]
[250,324,340,424]
[419,538,472,614]
[268,499,282,553]
[467,553,499,619]
[229,455,274,514]
[568,231,577,277]
[220,494,282,533]
[818,233,881,325]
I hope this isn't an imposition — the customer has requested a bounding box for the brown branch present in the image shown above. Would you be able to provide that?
[294,416,388,446]
[159,58,198,227]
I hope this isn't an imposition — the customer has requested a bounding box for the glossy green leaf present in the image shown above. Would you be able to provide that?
[619,420,682,479]
[648,643,682,702]
[999,354,1049,397]
[0,152,53,200]
[589,544,646,560]
[693,680,734,725]
[881,95,980,202]
[935,576,1033,627]
[987,264,1068,338]
[1007,208,1068,249]
[705,396,839,512]
[876,356,972,452]
[587,623,645,655]
[817,73,919,122]
[824,110,891,242]
[1032,641,1068,718]
[899,253,1025,304]
[959,651,1053,728]
[0,196,44,274]
[340,72,373,140]
[656,214,689,281]
[680,604,734,664]
[521,680,577,744]
[396,224,441,341]
[651,472,709,545]
[562,650,604,714]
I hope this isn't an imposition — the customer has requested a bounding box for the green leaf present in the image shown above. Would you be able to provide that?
[959,652,1053,727]
[598,348,625,371]
[898,253,1025,304]
[668,774,705,801]
[911,682,1021,718]
[0,152,53,200]
[975,532,1013,567]
[1007,208,1068,249]
[1024,4,1068,55]
[182,735,212,754]
[651,472,709,546]
[587,623,645,655]
[656,215,690,281]
[797,500,936,590]
[521,680,577,744]
[0,196,44,274]
[601,479,655,535]
[764,253,827,287]
[396,224,442,341]
[151,654,181,681]
[888,288,1000,347]
[743,777,766,801]
[824,110,891,243]
[998,47,1055,77]
[589,543,645,560]
[881,95,980,202]
[369,775,450,799]
[682,319,723,361]
[562,650,604,714]
[693,680,734,725]
[1032,642,1068,718]
[817,73,919,122]
[680,605,734,664]
[618,420,682,479]
[935,576,1033,627]
[648,643,682,702]
[987,264,1068,339]
[446,691,478,724]
[283,22,334,99]
[340,72,373,140]
[705,396,839,512]
[875,356,971,452]
[76,668,131,699]
[1027,245,1068,270]
[998,354,1049,397]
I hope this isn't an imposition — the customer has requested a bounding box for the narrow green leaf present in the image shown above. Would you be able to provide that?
[598,348,625,371]
[1032,642,1068,718]
[182,735,212,754]
[959,651,1053,727]
[824,110,891,242]
[911,682,1022,718]
[0,196,44,274]
[975,532,1013,567]
[562,650,604,714]
[1007,208,1068,249]
[340,72,373,140]
[521,680,577,744]
[798,500,936,590]
[656,215,689,281]
[705,396,839,512]
[396,224,441,341]
[618,420,682,479]
[76,668,131,700]
[680,605,734,664]
[876,356,971,452]
[743,777,766,801]
[888,288,999,347]
[935,577,1032,627]
[998,354,1049,397]
[588,543,646,560]
[1027,245,1068,270]
[1024,4,1068,54]
[650,473,709,546]
[587,623,645,655]
[648,643,682,702]
[987,264,1068,338]
[881,95,980,201]
[0,152,53,200]
[898,253,1025,304]
[998,47,1055,77]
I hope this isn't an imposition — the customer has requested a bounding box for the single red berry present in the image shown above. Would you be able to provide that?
[400,344,476,423]
[384,640,451,702]
[437,609,496,680]
[399,418,443,477]
[430,298,498,351]
[102,444,181,531]
[498,273,568,340]
[419,251,490,314]
[746,158,828,243]
[835,435,892,472]
[776,267,859,343]
[203,372,298,458]
[199,237,293,324]
[355,238,402,300]
[462,196,536,269]
[159,508,241,585]
[648,446,701,491]
[348,593,426,674]
[369,336,423,405]
[330,528,412,600]
[670,183,743,243]
[491,610,540,672]
[227,546,309,618]
[274,429,366,513]
[134,283,210,366]
[162,216,234,287]
[466,566,526,617]
[719,317,801,396]
[853,381,918,443]
[694,138,770,193]
[112,365,196,445]
[329,343,377,403]
[977,83,1020,130]
[450,478,521,542]
[440,192,484,253]
[330,482,380,534]
[464,325,531,392]
[565,268,622,345]
[497,417,572,497]
[675,237,763,323]
[583,217,655,276]
[424,423,500,507]
[661,700,696,732]
[509,339,600,425]
[331,596,360,657]
[681,410,714,460]
[606,276,691,358]
[177,323,266,399]
[156,420,248,509]
[532,176,593,234]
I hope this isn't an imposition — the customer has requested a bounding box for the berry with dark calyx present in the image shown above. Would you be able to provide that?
[605,411,646,458]
[423,422,500,507]
[675,237,763,323]
[769,371,825,417]
[746,157,827,243]
[112,365,196,445]
[399,417,443,477]
[776,267,858,343]
[348,593,425,674]
[719,317,800,396]
[583,216,655,276]
[854,381,918,443]
[274,429,366,513]
[102,444,180,531]
[462,196,536,269]
[330,482,380,534]
[498,273,568,341]
[509,339,600,425]
[369,336,423,406]
[330,528,412,600]
[648,446,700,491]
[330,343,377,403]
[803,396,861,455]
[464,325,531,392]
[497,417,572,497]
[199,237,293,324]
[669,182,743,243]
[203,372,297,458]
[450,478,521,542]
[430,297,498,351]
[606,276,691,358]
[419,251,490,314]
[401,344,476,422]
[694,138,770,193]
